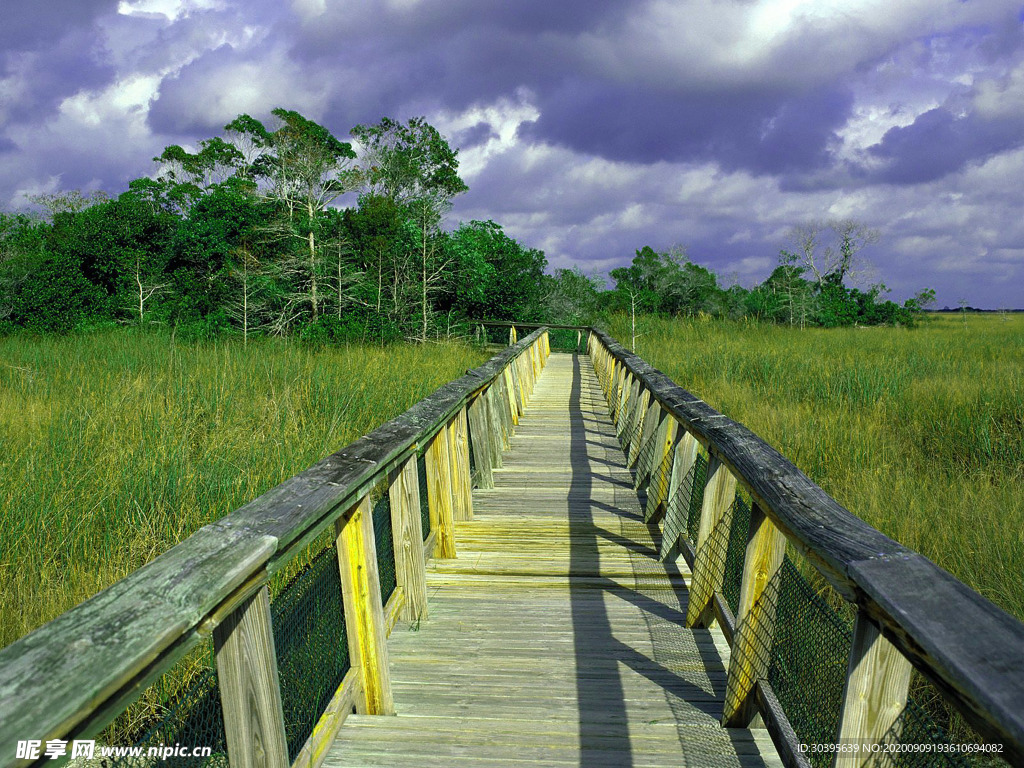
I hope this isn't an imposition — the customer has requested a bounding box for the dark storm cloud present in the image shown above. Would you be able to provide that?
[869,106,1024,184]
[0,0,117,55]
[520,79,854,174]
[2,26,117,124]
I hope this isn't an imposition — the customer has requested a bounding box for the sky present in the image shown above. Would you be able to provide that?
[2,0,1023,308]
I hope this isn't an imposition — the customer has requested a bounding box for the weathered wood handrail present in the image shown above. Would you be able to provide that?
[0,329,551,768]
[584,327,1024,766]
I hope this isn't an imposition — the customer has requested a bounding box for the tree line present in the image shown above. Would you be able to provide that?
[0,109,933,340]
[0,111,546,342]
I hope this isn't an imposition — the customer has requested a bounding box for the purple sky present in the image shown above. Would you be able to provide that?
[2,0,1023,308]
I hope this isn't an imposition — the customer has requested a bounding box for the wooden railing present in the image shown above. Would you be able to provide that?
[0,329,551,768]
[584,327,1024,767]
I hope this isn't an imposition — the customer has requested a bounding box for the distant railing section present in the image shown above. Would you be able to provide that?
[0,329,551,768]
[586,328,1024,768]
[474,320,589,354]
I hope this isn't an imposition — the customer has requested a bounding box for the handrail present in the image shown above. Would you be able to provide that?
[0,328,550,766]
[585,327,1024,765]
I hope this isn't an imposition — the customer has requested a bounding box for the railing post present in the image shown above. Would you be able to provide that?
[644,415,679,521]
[503,366,519,426]
[722,502,787,727]
[335,496,395,715]
[627,387,650,464]
[425,426,456,558]
[686,454,738,627]
[388,455,428,622]
[659,430,699,560]
[633,400,662,481]
[467,393,494,489]
[617,376,638,440]
[448,408,474,521]
[486,384,508,457]
[832,615,913,767]
[213,586,289,768]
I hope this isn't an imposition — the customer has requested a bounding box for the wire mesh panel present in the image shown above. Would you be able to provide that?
[372,491,397,607]
[873,693,974,768]
[417,452,431,542]
[767,556,853,768]
[108,642,227,767]
[721,495,753,615]
[466,416,477,488]
[270,543,350,761]
[686,452,709,545]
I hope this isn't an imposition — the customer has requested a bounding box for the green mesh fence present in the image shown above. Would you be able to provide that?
[766,556,853,768]
[110,642,227,767]
[372,491,397,607]
[271,543,350,761]
[686,452,709,545]
[633,420,662,488]
[466,416,477,488]
[722,495,753,615]
[417,452,431,541]
[870,694,973,768]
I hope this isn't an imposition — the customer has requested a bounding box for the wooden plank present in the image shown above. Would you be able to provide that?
[723,502,787,727]
[757,682,813,768]
[686,455,738,628]
[213,585,289,768]
[502,367,519,426]
[832,614,913,768]
[387,457,428,623]
[425,427,456,559]
[449,409,474,521]
[336,497,394,715]
[466,394,494,489]
[485,385,507,460]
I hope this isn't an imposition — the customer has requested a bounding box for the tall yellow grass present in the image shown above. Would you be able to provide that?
[608,313,1024,622]
[0,330,488,648]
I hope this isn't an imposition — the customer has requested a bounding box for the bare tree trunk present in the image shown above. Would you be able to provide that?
[421,217,428,342]
[307,202,318,319]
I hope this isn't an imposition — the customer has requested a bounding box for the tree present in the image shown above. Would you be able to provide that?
[787,219,880,290]
[226,109,360,328]
[352,117,467,340]
[543,268,603,325]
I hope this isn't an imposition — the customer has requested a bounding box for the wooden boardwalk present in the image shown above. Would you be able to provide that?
[325,354,782,767]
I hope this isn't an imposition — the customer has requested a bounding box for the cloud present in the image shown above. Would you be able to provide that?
[1,0,1023,310]
[148,43,327,134]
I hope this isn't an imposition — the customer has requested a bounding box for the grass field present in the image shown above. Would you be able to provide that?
[0,330,488,649]
[607,312,1024,623]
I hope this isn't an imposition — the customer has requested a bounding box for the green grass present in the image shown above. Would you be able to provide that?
[609,312,1024,623]
[0,329,488,649]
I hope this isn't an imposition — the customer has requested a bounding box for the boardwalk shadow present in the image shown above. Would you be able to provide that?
[569,353,636,767]
[569,355,748,767]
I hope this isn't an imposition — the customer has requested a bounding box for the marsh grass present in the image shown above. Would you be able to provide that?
[0,329,488,649]
[611,312,1023,621]
[610,312,1022,754]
